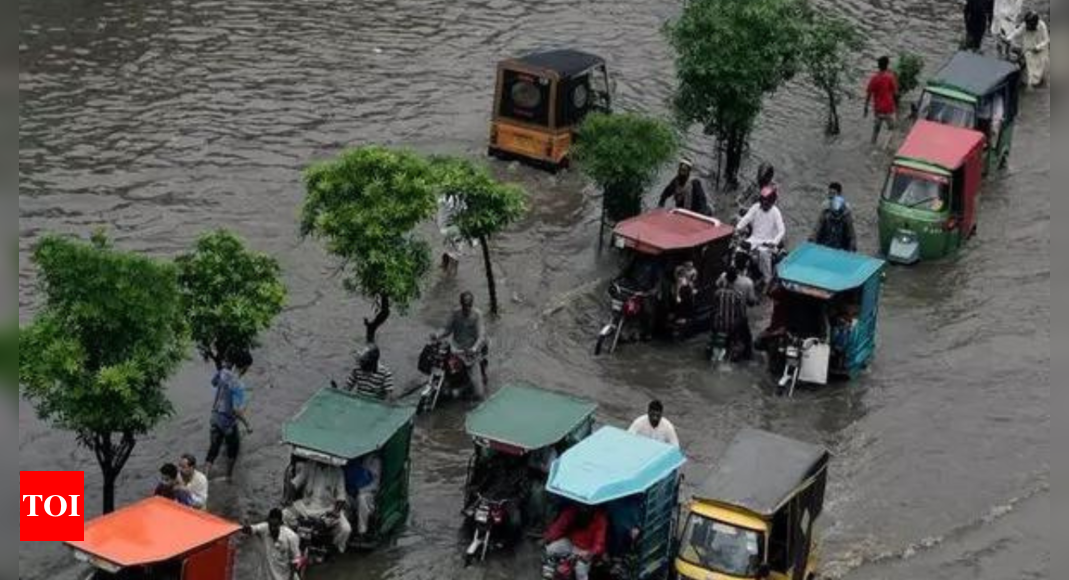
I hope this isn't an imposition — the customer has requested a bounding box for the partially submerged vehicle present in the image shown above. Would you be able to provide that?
[596,209,734,355]
[877,120,986,264]
[543,426,686,580]
[762,243,886,396]
[67,497,241,580]
[462,382,597,564]
[676,429,830,580]
[489,49,612,170]
[281,387,415,561]
[919,51,1021,174]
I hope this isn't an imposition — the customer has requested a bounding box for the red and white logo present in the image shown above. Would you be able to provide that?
[20,471,85,541]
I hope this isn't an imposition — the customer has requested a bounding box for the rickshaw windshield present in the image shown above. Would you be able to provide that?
[678,514,764,577]
[919,92,976,129]
[882,168,949,211]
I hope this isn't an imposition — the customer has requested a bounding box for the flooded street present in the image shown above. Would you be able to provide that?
[19,0,1048,578]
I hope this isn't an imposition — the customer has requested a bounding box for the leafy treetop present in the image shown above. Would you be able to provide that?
[431,157,528,241]
[570,112,678,195]
[176,229,287,368]
[300,146,439,314]
[19,234,187,436]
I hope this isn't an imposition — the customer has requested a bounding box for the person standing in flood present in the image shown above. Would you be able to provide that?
[964,0,994,51]
[1008,12,1050,88]
[864,56,899,146]
[205,349,252,482]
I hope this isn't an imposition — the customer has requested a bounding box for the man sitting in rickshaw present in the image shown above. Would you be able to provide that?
[284,459,352,553]
[345,453,381,541]
[658,159,713,216]
[673,260,699,323]
[544,503,609,580]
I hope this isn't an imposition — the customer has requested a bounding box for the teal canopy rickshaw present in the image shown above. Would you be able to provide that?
[544,426,686,580]
[763,243,886,395]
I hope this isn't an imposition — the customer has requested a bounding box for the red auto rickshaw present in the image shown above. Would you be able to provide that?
[66,497,241,580]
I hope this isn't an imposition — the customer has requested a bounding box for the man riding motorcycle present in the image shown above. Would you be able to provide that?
[432,291,488,400]
[735,185,786,285]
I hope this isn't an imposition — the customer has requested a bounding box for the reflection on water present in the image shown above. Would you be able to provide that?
[19,0,1048,578]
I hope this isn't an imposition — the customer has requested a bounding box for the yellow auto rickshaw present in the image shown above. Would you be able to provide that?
[488,49,612,170]
[675,429,830,580]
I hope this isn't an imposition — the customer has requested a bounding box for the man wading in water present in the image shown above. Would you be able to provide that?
[658,159,713,216]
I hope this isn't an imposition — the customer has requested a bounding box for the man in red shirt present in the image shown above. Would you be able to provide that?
[864,56,899,145]
[544,503,608,580]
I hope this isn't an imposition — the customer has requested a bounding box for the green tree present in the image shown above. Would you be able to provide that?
[666,0,805,189]
[432,158,527,316]
[571,112,678,226]
[176,230,287,370]
[19,234,187,513]
[895,52,926,98]
[300,146,438,343]
[801,9,864,135]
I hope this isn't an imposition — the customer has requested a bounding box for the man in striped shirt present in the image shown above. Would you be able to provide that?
[346,344,394,400]
[710,267,752,361]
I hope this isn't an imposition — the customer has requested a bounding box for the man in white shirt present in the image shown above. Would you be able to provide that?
[735,186,786,284]
[245,508,302,580]
[284,460,352,553]
[627,400,680,447]
[177,453,209,510]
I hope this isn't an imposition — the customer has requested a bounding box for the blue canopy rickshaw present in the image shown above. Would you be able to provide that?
[763,243,886,394]
[544,426,686,580]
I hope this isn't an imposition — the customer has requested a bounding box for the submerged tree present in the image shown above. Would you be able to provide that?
[300,146,438,343]
[570,112,677,232]
[666,0,805,189]
[801,9,864,135]
[19,233,187,513]
[176,229,287,369]
[432,157,527,316]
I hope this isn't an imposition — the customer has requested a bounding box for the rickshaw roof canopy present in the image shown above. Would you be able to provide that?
[614,209,734,254]
[546,426,686,505]
[465,382,597,452]
[897,120,985,172]
[514,49,605,77]
[929,51,1020,97]
[66,497,241,568]
[283,387,415,461]
[777,243,885,293]
[695,429,829,517]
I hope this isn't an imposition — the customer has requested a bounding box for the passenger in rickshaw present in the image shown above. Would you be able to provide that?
[657,159,713,216]
[736,186,786,284]
[756,287,829,355]
[283,459,351,553]
[544,502,609,580]
[829,300,861,370]
[345,344,395,400]
[709,268,753,361]
[345,453,382,539]
[605,494,643,558]
[673,260,699,323]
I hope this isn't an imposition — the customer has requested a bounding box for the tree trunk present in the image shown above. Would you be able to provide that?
[92,431,137,514]
[479,235,499,316]
[723,130,746,191]
[364,294,391,343]
[826,88,841,136]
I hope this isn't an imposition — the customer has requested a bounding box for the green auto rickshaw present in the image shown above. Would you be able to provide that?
[918,51,1021,174]
[878,120,986,264]
[281,387,415,563]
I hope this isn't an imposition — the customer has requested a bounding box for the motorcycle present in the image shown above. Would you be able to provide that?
[594,283,651,356]
[293,514,338,569]
[417,337,487,413]
[727,233,784,296]
[776,335,823,397]
[464,494,519,566]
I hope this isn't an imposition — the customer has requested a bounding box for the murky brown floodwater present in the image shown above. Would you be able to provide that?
[19,0,1048,578]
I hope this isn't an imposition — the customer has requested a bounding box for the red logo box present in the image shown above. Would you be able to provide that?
[20,471,85,541]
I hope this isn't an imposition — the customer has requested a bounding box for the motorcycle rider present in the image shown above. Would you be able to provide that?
[810,182,857,252]
[283,460,351,554]
[735,185,786,285]
[433,291,488,400]
[658,159,713,216]
[544,503,609,580]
